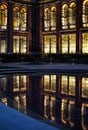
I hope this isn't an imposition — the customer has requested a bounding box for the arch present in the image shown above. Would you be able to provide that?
[0,3,7,29]
[82,0,88,27]
[62,4,68,29]
[69,2,76,28]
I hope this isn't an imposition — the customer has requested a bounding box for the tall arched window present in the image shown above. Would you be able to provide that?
[51,6,56,30]
[62,4,68,29]
[82,0,88,27]
[13,6,27,31]
[13,6,20,30]
[69,2,76,28]
[44,8,50,31]
[20,7,27,31]
[0,4,7,29]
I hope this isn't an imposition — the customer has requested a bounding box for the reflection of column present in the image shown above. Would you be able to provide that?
[73,102,82,129]
[30,76,41,114]
[56,76,61,123]
[74,77,82,129]
[75,77,81,103]
[7,76,14,107]
[55,99,61,124]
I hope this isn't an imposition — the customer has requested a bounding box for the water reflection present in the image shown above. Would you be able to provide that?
[0,73,88,130]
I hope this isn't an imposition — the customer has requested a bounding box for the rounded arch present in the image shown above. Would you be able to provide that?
[83,0,88,5]
[20,7,27,13]
[69,2,76,8]
[62,4,68,10]
[13,5,20,11]
[0,3,7,9]
[51,6,56,11]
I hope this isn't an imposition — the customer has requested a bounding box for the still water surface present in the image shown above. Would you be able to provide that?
[0,72,88,130]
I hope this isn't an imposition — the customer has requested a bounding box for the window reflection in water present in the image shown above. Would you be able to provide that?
[82,78,88,98]
[14,94,26,114]
[0,77,7,92]
[1,98,7,105]
[61,76,75,95]
[82,103,88,130]
[0,74,88,130]
[61,99,75,127]
[43,75,56,92]
[13,75,27,92]
[44,95,56,120]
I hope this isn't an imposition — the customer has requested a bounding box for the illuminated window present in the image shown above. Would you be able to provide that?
[0,36,7,53]
[13,36,27,54]
[20,7,27,30]
[0,4,7,29]
[69,2,76,28]
[43,35,56,54]
[61,34,76,54]
[51,7,56,30]
[61,76,75,96]
[62,3,76,29]
[13,6,27,31]
[13,7,20,30]
[82,34,88,53]
[43,75,56,92]
[82,0,88,27]
[82,78,88,97]
[62,4,68,29]
[44,8,50,31]
[44,6,56,31]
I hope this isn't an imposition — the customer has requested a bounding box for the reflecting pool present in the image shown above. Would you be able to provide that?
[0,72,88,130]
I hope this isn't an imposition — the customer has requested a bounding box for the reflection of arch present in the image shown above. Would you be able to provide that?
[81,103,88,130]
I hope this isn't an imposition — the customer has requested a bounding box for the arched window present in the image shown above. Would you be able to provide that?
[69,2,76,28]
[20,7,27,31]
[44,8,50,31]
[51,6,56,30]
[62,4,68,29]
[82,0,88,27]
[13,6,27,31]
[0,4,7,29]
[13,6,20,30]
